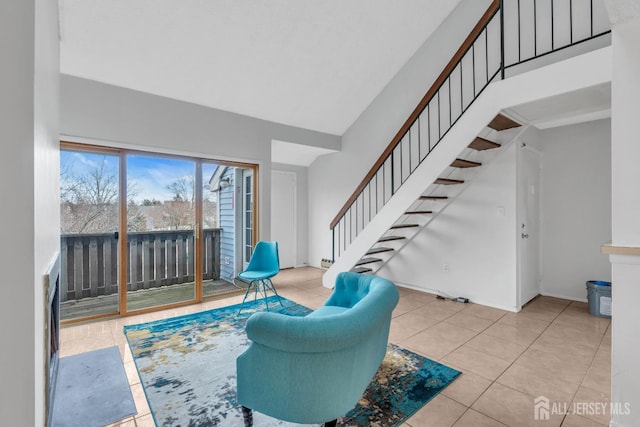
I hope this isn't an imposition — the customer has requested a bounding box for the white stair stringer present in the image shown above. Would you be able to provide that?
[366,124,530,276]
[323,46,612,288]
[323,102,513,287]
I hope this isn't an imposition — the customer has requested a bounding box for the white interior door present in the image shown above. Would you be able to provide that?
[518,143,541,307]
[271,171,296,269]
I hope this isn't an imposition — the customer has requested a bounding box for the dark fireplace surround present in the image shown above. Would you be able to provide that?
[44,252,60,427]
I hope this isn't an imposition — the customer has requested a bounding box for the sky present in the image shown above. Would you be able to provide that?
[61,150,220,203]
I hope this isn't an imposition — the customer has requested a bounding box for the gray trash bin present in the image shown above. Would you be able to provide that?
[586,280,611,318]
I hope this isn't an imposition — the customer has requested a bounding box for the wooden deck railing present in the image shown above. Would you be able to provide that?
[60,229,221,302]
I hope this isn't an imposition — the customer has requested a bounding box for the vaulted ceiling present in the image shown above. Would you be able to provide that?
[59,0,462,135]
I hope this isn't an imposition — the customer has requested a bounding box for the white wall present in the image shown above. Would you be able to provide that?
[60,75,340,243]
[349,119,612,311]
[538,119,612,301]
[308,0,494,267]
[0,0,60,425]
[272,163,309,267]
[379,144,518,311]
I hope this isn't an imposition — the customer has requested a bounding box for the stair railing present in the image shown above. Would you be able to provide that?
[330,0,611,262]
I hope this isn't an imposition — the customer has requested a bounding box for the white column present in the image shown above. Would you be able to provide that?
[605,1,640,425]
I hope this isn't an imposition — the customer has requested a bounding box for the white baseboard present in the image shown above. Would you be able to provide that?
[540,292,588,303]
[393,281,518,313]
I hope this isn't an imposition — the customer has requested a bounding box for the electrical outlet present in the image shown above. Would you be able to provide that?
[224,257,230,265]
[443,263,449,272]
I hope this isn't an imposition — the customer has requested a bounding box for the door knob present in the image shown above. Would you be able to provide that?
[521,233,529,239]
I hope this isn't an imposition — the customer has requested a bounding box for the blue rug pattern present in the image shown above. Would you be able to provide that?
[124,297,460,426]
[52,346,137,427]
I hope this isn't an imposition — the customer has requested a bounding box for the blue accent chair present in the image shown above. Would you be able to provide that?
[237,241,283,314]
[236,272,400,426]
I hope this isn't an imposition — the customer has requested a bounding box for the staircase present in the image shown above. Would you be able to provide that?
[349,114,524,276]
[324,0,611,287]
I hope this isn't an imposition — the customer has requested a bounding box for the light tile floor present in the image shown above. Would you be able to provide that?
[60,267,612,427]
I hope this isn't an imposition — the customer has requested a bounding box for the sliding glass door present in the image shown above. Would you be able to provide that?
[124,154,197,311]
[59,142,258,320]
[59,147,121,321]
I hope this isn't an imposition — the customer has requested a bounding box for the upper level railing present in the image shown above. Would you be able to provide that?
[330,0,610,261]
[60,228,221,302]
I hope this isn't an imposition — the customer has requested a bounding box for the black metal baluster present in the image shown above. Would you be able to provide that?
[517,0,522,62]
[360,193,364,233]
[460,61,464,112]
[437,91,442,138]
[448,77,452,127]
[332,228,335,262]
[570,0,573,44]
[349,207,353,245]
[590,0,594,36]
[382,158,386,204]
[551,0,555,50]
[500,0,505,77]
[472,44,477,93]
[399,135,404,185]
[417,116,422,162]
[375,171,379,214]
[368,181,371,225]
[427,104,432,153]
[485,28,489,83]
[343,218,346,254]
[407,129,412,174]
[534,0,538,56]
[390,151,395,195]
[355,194,358,236]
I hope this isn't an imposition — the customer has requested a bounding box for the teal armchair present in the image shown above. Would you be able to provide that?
[236,272,399,426]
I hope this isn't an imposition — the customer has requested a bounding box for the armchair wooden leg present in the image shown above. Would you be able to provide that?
[324,420,337,427]
[241,406,253,427]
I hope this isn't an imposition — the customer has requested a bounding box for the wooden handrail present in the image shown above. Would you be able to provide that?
[330,0,500,229]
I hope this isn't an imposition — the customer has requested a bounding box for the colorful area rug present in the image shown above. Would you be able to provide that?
[124,296,460,426]
[51,346,137,427]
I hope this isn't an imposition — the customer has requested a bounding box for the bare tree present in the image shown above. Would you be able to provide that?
[61,156,119,233]
[161,177,195,230]
[127,201,147,232]
[61,154,147,233]
[167,176,195,202]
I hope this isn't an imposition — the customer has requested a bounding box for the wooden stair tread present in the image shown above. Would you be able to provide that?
[390,223,419,229]
[435,178,464,185]
[419,195,448,200]
[405,210,433,215]
[351,266,372,274]
[366,247,395,255]
[378,235,406,242]
[451,158,481,168]
[488,113,521,131]
[468,137,500,151]
[355,257,382,266]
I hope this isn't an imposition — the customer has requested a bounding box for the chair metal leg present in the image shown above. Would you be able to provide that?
[262,280,270,311]
[241,406,253,427]
[237,277,284,315]
[237,280,257,315]
[265,279,284,307]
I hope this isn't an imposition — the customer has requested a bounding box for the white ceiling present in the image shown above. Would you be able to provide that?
[59,0,461,136]
[271,140,337,167]
[506,83,611,130]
